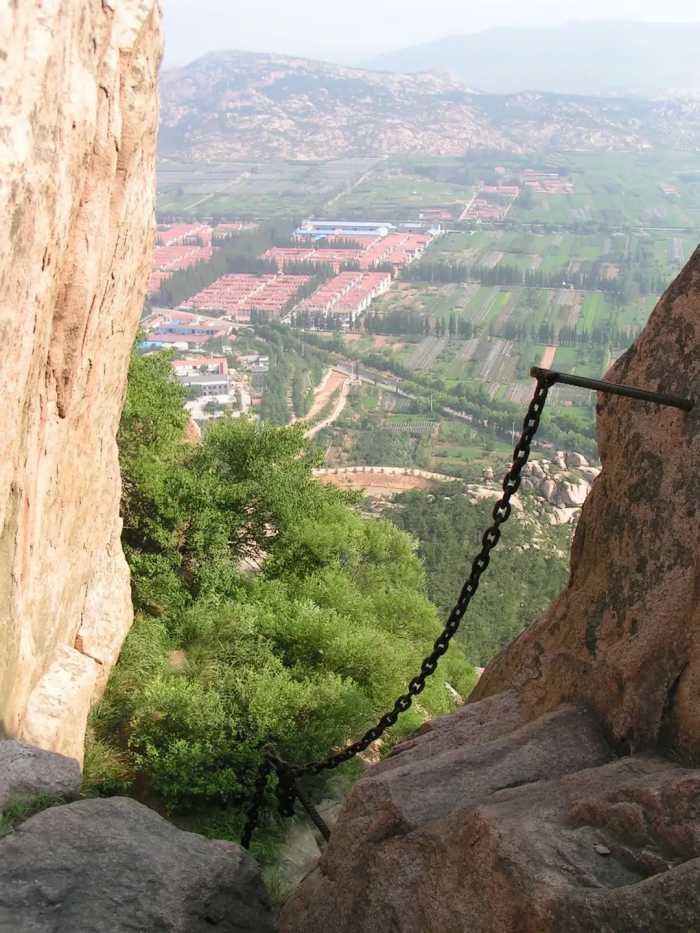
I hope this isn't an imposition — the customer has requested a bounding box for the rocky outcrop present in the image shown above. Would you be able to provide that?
[0,797,276,932]
[0,740,80,811]
[0,1,161,761]
[280,694,700,932]
[477,453,599,526]
[280,249,700,931]
[518,454,600,522]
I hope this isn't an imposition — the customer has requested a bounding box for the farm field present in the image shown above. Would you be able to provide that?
[318,381,517,481]
[424,227,694,288]
[157,157,379,219]
[361,272,641,416]
[507,150,700,230]
[156,147,700,466]
[318,165,475,221]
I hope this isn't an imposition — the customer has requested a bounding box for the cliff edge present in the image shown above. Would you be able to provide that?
[280,248,700,931]
[0,0,161,761]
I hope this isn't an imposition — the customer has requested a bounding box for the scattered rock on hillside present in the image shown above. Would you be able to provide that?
[548,506,580,527]
[475,454,600,525]
[0,797,275,932]
[553,478,590,508]
[565,451,588,469]
[159,50,700,161]
[519,455,601,522]
[0,740,80,811]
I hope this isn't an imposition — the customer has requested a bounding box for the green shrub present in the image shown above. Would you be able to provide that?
[88,348,476,845]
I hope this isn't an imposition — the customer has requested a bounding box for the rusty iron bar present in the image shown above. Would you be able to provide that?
[530,367,694,412]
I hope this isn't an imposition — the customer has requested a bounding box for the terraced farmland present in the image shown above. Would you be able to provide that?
[407,337,448,370]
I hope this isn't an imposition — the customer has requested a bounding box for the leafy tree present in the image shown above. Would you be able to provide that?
[87,349,476,845]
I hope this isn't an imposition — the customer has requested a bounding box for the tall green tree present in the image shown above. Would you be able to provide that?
[88,350,476,841]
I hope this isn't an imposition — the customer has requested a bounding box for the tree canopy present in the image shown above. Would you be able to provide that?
[387,485,570,665]
[87,351,476,849]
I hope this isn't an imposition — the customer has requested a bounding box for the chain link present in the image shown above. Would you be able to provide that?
[241,374,553,848]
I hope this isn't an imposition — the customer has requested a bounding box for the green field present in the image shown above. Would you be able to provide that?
[157,157,380,220]
[507,150,700,230]
[320,381,516,480]
[316,165,474,221]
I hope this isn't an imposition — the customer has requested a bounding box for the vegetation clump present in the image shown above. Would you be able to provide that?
[86,351,475,847]
[388,486,570,665]
[0,794,68,837]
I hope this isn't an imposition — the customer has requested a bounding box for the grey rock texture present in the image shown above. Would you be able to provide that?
[0,740,80,811]
[0,797,276,932]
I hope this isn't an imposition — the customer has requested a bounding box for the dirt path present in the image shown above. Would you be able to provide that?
[306,374,351,439]
[304,369,347,423]
[182,172,250,211]
[291,368,352,439]
[540,345,557,369]
[323,162,380,210]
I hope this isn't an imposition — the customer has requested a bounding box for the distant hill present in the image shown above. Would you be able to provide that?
[366,21,700,99]
[159,50,700,161]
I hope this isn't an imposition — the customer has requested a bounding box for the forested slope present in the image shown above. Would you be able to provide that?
[388,486,570,664]
[85,352,475,854]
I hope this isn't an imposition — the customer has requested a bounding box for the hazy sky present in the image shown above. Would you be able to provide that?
[162,0,700,68]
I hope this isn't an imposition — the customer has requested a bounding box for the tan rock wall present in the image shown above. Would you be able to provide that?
[0,0,162,762]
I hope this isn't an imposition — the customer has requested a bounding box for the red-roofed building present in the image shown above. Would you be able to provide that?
[294,272,391,323]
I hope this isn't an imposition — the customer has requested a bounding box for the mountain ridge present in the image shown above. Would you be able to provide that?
[365,21,700,99]
[159,49,700,161]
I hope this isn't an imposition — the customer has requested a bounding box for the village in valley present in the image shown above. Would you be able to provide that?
[142,147,700,509]
[142,216,437,423]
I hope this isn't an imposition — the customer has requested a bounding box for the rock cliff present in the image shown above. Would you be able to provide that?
[280,248,700,931]
[0,0,161,761]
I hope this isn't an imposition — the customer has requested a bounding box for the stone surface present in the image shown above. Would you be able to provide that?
[19,646,98,760]
[0,740,80,811]
[553,478,590,507]
[547,506,578,526]
[0,797,276,932]
[520,458,597,515]
[281,694,700,933]
[566,451,589,469]
[281,251,700,932]
[0,1,162,761]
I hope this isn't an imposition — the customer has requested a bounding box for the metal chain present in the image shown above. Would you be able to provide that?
[241,373,553,849]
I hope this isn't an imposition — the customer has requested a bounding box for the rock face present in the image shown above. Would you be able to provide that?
[0,740,80,811]
[0,797,276,932]
[519,455,600,521]
[280,249,700,931]
[0,1,161,761]
[280,694,700,933]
